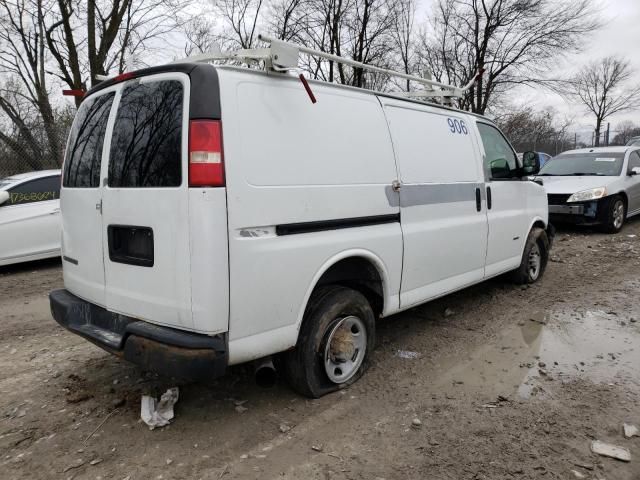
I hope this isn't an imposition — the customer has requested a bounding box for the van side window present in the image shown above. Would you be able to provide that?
[108,80,183,188]
[63,93,115,188]
[628,151,640,171]
[7,176,61,206]
[477,123,518,180]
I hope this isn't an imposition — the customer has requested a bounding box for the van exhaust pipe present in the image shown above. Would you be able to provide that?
[254,357,277,388]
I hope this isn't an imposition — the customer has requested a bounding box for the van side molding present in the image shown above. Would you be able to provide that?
[275,214,400,236]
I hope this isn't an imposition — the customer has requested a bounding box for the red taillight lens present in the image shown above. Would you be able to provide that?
[189,120,224,187]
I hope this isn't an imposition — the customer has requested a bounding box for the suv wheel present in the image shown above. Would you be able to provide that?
[601,195,626,233]
[275,286,375,398]
[512,227,549,284]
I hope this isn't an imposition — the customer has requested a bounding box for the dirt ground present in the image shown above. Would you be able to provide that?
[1,222,640,480]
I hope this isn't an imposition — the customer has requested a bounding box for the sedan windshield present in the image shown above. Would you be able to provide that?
[538,152,624,176]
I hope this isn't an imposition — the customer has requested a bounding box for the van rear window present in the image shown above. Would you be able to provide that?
[64,93,115,188]
[108,80,184,188]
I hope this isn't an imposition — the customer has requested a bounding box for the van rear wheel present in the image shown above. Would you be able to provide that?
[275,286,375,398]
[511,227,549,284]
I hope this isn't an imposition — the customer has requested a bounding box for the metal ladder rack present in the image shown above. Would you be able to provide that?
[143,34,479,105]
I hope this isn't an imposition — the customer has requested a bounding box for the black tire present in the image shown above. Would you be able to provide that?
[600,195,626,234]
[511,227,549,285]
[275,285,375,398]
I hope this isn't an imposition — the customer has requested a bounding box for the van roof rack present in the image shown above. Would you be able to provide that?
[175,34,480,105]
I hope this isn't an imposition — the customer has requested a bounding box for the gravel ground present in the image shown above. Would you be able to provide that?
[1,222,639,480]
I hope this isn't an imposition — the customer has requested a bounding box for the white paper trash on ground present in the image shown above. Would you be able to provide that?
[623,423,639,438]
[395,350,421,359]
[590,440,631,462]
[141,387,179,430]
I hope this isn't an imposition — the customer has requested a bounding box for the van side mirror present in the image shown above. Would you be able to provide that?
[0,191,9,206]
[629,167,640,176]
[522,151,540,176]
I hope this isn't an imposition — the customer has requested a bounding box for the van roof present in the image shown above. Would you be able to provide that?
[86,62,495,126]
[216,64,494,123]
[84,63,222,120]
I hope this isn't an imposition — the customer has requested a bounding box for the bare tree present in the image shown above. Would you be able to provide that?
[268,0,398,87]
[45,0,187,97]
[269,0,308,41]
[0,0,64,168]
[0,0,188,173]
[562,56,640,147]
[183,16,218,55]
[612,120,640,146]
[390,0,415,91]
[495,105,573,155]
[345,0,396,88]
[213,0,264,49]
[419,0,601,114]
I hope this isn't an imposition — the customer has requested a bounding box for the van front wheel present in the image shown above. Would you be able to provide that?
[275,286,375,398]
[511,227,549,284]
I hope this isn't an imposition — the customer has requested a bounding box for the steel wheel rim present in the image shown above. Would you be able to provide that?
[613,201,624,229]
[323,315,367,384]
[528,243,541,280]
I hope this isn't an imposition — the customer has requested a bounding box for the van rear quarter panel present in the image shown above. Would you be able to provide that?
[218,68,402,363]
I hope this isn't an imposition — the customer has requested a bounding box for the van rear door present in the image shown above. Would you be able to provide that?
[101,73,195,330]
[61,91,116,305]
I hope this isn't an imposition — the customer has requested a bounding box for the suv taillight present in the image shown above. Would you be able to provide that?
[189,119,224,187]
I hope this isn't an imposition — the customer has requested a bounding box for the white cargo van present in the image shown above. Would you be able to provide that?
[50,40,552,397]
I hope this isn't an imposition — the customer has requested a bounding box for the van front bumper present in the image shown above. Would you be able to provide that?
[49,289,227,381]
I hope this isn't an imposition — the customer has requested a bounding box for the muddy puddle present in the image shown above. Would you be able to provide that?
[429,309,640,399]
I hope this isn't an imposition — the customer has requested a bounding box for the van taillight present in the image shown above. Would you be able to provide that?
[189,120,224,187]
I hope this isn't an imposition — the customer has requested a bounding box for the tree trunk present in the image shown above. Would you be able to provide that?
[595,117,602,147]
[87,0,97,86]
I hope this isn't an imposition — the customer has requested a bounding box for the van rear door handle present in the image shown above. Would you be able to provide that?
[487,186,492,210]
[391,180,401,192]
[475,187,481,212]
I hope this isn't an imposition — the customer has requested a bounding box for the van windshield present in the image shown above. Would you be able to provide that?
[538,152,624,176]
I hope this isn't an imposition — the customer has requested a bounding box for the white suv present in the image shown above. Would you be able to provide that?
[49,59,552,397]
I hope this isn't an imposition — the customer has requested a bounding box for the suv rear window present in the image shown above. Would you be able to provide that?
[63,93,115,188]
[108,80,184,188]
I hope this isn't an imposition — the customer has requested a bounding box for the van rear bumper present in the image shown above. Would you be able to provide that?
[49,289,227,381]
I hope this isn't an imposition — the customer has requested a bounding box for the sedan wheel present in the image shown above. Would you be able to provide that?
[612,200,625,230]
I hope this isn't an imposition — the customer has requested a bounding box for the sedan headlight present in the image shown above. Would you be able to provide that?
[567,187,607,203]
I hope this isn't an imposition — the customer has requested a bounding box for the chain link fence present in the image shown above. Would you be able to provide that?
[0,152,63,178]
[0,121,69,178]
[510,129,638,156]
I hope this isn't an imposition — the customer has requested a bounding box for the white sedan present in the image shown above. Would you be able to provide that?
[0,170,62,266]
